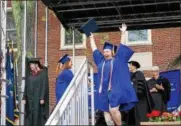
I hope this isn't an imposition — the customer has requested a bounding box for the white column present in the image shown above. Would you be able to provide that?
[72,28,75,73]
[34,0,38,57]
[20,1,27,125]
[45,7,48,67]
[0,0,7,125]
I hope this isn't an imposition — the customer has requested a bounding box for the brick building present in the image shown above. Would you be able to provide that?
[36,2,180,109]
[6,1,181,110]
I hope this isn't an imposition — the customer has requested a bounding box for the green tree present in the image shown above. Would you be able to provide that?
[168,54,181,70]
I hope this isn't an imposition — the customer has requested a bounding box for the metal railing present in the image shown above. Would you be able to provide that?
[45,58,95,125]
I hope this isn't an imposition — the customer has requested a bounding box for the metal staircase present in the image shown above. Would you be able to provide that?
[45,58,95,125]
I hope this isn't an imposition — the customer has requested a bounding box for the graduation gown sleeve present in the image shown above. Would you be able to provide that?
[40,67,49,121]
[55,69,73,103]
[40,68,47,100]
[159,77,171,104]
[114,43,134,62]
[132,71,147,96]
[23,81,27,100]
[93,49,104,66]
[110,44,138,111]
[133,71,155,113]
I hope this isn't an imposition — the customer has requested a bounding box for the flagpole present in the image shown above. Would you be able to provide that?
[45,7,48,67]
[72,27,75,74]
[0,0,7,125]
[34,0,38,57]
[20,1,27,125]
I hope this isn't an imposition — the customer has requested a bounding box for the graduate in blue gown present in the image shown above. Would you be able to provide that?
[90,24,138,126]
[55,54,74,104]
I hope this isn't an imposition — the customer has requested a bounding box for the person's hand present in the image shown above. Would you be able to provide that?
[160,84,164,90]
[88,82,91,87]
[155,84,160,89]
[150,87,158,92]
[119,23,127,33]
[22,100,26,104]
[40,100,45,105]
[155,84,164,90]
[90,32,94,39]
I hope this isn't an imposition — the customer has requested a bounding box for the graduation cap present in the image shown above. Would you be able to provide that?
[128,61,141,69]
[80,18,98,37]
[113,45,118,54]
[28,57,41,63]
[58,54,70,64]
[103,42,114,50]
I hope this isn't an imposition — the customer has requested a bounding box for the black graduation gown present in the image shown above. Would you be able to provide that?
[95,110,107,126]
[160,77,171,111]
[127,71,154,126]
[23,67,49,126]
[147,76,170,112]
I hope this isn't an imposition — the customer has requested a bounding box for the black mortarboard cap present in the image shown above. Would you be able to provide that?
[28,57,41,63]
[113,45,118,54]
[128,61,141,69]
[80,18,98,37]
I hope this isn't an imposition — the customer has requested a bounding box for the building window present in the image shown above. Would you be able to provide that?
[6,7,17,51]
[125,29,152,45]
[60,25,86,50]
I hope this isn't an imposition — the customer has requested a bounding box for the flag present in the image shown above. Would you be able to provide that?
[6,47,15,125]
[10,50,19,120]
[11,50,19,120]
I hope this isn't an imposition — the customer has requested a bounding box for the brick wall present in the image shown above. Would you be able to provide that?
[37,1,181,108]
[152,28,181,71]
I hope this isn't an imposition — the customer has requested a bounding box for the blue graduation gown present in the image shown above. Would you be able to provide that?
[55,69,73,103]
[93,44,138,112]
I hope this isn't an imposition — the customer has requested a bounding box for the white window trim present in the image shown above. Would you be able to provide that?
[7,7,16,32]
[60,25,86,50]
[7,7,12,11]
[6,7,17,52]
[129,52,153,71]
[138,66,154,71]
[124,29,152,46]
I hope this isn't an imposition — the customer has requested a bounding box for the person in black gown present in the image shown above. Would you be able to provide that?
[127,61,154,126]
[23,57,49,126]
[147,66,171,112]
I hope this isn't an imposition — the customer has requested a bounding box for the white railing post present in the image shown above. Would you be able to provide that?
[90,62,95,125]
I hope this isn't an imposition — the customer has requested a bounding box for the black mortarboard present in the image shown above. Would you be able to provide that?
[28,57,41,63]
[80,18,98,37]
[128,61,141,69]
[58,54,70,64]
[113,45,118,54]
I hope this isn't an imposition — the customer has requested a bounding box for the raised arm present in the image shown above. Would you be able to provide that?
[119,23,127,44]
[89,33,104,66]
[90,33,97,51]
[115,24,134,62]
